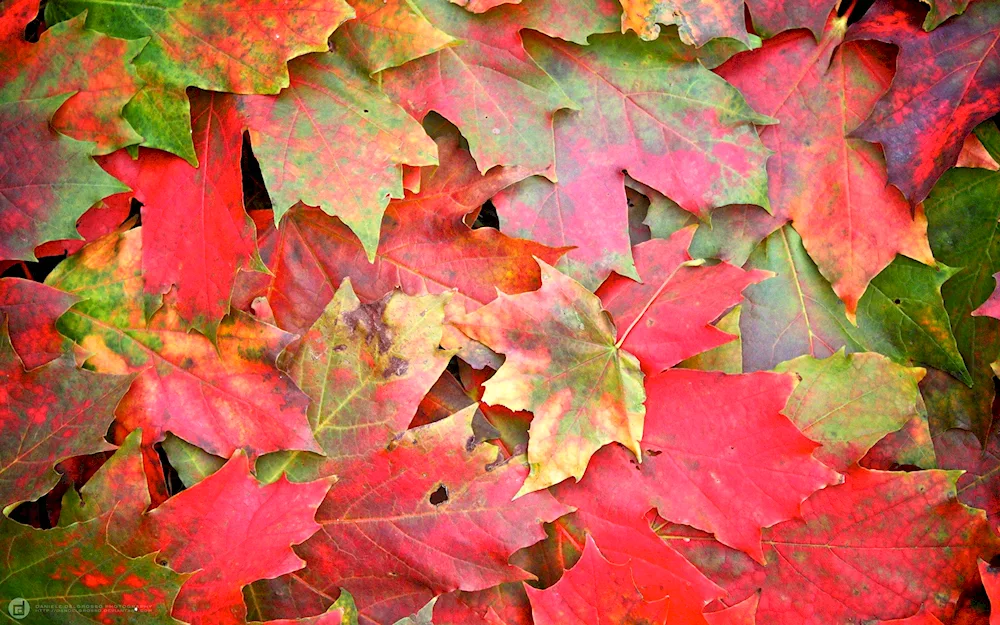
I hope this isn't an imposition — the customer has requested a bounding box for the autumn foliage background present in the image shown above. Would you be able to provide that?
[4,0,1000,622]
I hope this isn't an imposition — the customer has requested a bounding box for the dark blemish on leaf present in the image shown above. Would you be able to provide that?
[646,449,662,457]
[333,344,347,352]
[429,484,448,505]
[342,296,392,352]
[383,356,408,378]
[485,451,510,472]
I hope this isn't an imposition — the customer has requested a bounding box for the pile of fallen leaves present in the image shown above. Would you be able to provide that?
[4,0,1000,622]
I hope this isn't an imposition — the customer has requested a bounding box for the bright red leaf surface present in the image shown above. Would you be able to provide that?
[525,535,669,625]
[752,467,997,624]
[137,452,330,625]
[596,227,768,374]
[99,91,260,336]
[584,369,839,560]
[293,406,571,625]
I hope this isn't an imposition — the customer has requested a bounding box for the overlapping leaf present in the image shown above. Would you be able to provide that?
[0,0,143,151]
[99,91,260,337]
[135,453,330,625]
[0,93,128,260]
[239,51,437,256]
[494,30,772,287]
[0,277,77,369]
[718,15,934,314]
[750,467,997,624]
[596,227,768,374]
[0,515,184,622]
[525,535,669,624]
[45,228,319,459]
[257,281,452,482]
[846,0,1000,203]
[775,351,927,471]
[0,323,132,511]
[456,261,646,494]
[255,129,566,336]
[293,406,571,625]
[45,0,355,162]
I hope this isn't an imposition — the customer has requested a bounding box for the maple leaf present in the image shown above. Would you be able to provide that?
[381,0,582,177]
[394,599,436,625]
[974,273,1000,319]
[0,0,143,152]
[59,429,150,550]
[432,583,532,625]
[740,226,967,381]
[493,31,773,287]
[597,369,839,559]
[293,406,571,625]
[717,14,934,315]
[45,0,355,162]
[775,351,926,471]
[525,535,669,624]
[936,427,1000,533]
[0,93,128,261]
[0,515,184,622]
[161,434,225,487]
[238,51,437,257]
[331,0,455,74]
[33,192,133,259]
[99,91,261,338]
[531,473,726,621]
[845,0,1000,203]
[642,190,782,268]
[0,322,132,511]
[853,256,969,384]
[921,122,1000,441]
[256,281,453,482]
[254,129,566,336]
[45,228,320,459]
[752,467,997,624]
[704,593,759,625]
[595,227,769,374]
[127,453,330,625]
[860,413,937,471]
[0,277,78,369]
[618,0,857,44]
[456,261,645,494]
